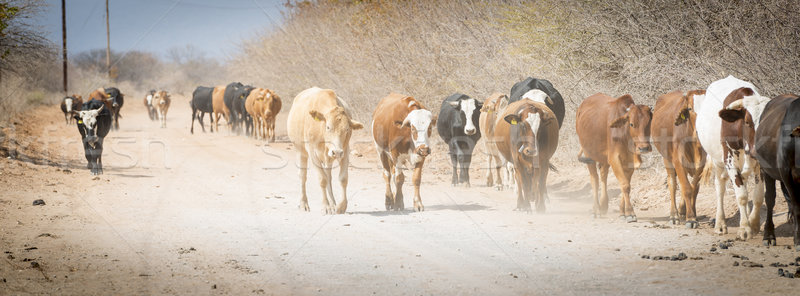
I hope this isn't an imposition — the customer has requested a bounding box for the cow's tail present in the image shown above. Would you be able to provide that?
[577,148,595,164]
[700,161,714,185]
[548,163,558,173]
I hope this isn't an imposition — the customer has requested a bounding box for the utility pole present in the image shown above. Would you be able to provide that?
[105,0,111,82]
[61,0,67,94]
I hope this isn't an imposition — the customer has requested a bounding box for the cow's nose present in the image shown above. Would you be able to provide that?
[112,103,118,107]
[523,147,534,156]
[328,148,344,158]
[465,128,476,135]
[416,146,430,157]
[638,146,652,153]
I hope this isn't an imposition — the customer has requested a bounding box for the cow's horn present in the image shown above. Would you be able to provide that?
[726,99,744,110]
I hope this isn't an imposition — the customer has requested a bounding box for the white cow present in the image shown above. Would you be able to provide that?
[695,75,766,239]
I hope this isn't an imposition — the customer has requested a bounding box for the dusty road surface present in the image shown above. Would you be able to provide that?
[2,94,800,295]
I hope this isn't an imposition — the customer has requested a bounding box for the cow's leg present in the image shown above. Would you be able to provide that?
[191,109,197,134]
[514,163,531,212]
[665,160,679,225]
[449,149,459,186]
[297,150,310,212]
[485,146,494,187]
[319,165,336,215]
[335,154,349,214]
[727,166,753,240]
[535,166,546,213]
[713,165,729,234]
[493,156,504,190]
[598,163,610,216]
[684,168,702,229]
[762,174,777,246]
[587,162,600,217]
[749,168,764,236]
[393,157,406,211]
[460,148,473,187]
[378,150,393,211]
[610,159,636,222]
[412,159,425,212]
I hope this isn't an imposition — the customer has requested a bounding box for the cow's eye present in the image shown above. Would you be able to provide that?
[629,123,634,127]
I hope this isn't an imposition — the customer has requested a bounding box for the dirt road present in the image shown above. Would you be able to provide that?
[2,95,800,295]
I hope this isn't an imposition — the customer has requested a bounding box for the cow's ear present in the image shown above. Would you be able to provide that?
[309,110,325,122]
[791,126,800,137]
[504,114,521,125]
[350,120,364,130]
[448,101,460,108]
[718,109,744,122]
[545,96,554,105]
[394,120,406,128]
[609,116,628,128]
[480,102,492,112]
[430,115,437,127]
[674,108,691,126]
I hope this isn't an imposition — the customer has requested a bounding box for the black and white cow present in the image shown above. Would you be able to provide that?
[104,87,124,130]
[191,86,215,134]
[437,93,482,187]
[144,89,157,121]
[60,95,82,125]
[74,99,112,175]
[509,77,565,128]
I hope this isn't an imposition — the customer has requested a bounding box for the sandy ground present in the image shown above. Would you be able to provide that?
[2,94,800,295]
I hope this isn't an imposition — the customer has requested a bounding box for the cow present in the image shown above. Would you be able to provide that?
[191,86,216,134]
[651,90,707,228]
[60,95,82,125]
[509,77,566,128]
[238,86,256,137]
[223,82,254,135]
[576,93,652,222]
[287,87,363,214]
[143,90,157,121]
[494,99,559,212]
[372,93,436,211]
[246,88,282,142]
[73,99,112,175]
[751,93,800,249]
[696,75,765,239]
[437,93,482,187]
[153,90,171,128]
[211,85,230,132]
[105,87,124,130]
[480,93,514,190]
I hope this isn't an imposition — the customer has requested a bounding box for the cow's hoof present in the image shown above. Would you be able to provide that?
[669,217,679,225]
[795,244,800,252]
[336,202,347,214]
[300,202,310,212]
[385,204,392,211]
[714,222,728,234]
[618,215,626,221]
[413,204,423,212]
[737,227,752,240]
[626,215,637,223]
[686,221,699,229]
[763,238,777,246]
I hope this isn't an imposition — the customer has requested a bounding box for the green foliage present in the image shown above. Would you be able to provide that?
[0,2,20,39]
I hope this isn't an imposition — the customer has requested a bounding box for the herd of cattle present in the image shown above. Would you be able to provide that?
[57,75,800,250]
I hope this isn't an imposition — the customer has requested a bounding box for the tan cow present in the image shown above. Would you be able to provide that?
[372,93,436,211]
[651,90,706,228]
[211,85,230,132]
[287,87,363,214]
[494,99,559,212]
[576,93,652,222]
[479,92,513,190]
[246,88,282,142]
[152,90,171,128]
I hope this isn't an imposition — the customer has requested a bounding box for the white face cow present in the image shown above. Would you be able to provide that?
[64,97,73,113]
[77,104,104,147]
[401,109,436,158]
[448,98,479,135]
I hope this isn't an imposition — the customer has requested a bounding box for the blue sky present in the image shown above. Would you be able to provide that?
[36,0,285,61]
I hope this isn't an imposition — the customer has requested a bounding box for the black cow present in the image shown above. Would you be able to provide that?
[74,99,112,175]
[754,94,800,249]
[191,86,216,134]
[437,93,482,187]
[223,82,252,135]
[104,87,124,130]
[234,85,256,136]
[509,77,565,128]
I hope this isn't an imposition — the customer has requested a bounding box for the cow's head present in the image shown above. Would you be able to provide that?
[309,106,364,159]
[503,106,545,162]
[481,94,508,114]
[395,109,436,157]
[154,91,170,104]
[64,96,74,113]
[610,101,653,154]
[447,97,481,135]
[719,87,769,157]
[75,104,105,148]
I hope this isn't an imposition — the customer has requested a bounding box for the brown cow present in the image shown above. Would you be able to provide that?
[211,85,230,132]
[60,95,83,125]
[372,93,436,211]
[88,88,114,112]
[494,100,559,212]
[246,88,282,142]
[287,87,363,214]
[480,93,515,190]
[153,90,171,128]
[576,93,652,222]
[651,90,706,228]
